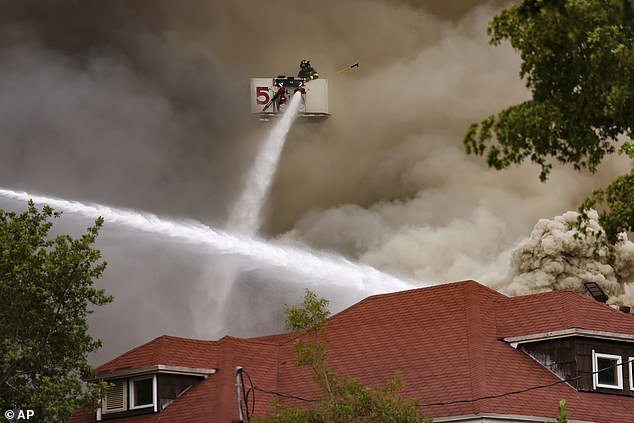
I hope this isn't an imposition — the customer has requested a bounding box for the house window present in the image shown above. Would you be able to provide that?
[629,357,634,391]
[130,375,157,410]
[102,379,127,413]
[592,350,623,389]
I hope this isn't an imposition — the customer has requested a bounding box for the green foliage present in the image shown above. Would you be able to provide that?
[256,372,429,423]
[620,140,634,159]
[285,289,330,332]
[577,141,634,253]
[0,201,112,421]
[465,0,634,181]
[285,290,330,371]
[580,169,634,244]
[255,290,431,423]
[464,0,634,248]
[545,399,571,423]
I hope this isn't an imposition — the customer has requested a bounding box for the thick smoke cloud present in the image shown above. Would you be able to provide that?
[0,0,630,365]
[505,210,634,302]
[0,2,252,222]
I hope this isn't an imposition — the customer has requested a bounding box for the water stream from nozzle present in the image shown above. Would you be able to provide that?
[0,188,416,295]
[227,91,303,235]
[216,91,305,332]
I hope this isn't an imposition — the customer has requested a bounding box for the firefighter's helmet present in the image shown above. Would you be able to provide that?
[300,59,310,68]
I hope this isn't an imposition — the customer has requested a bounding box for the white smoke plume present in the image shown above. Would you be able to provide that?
[504,210,634,302]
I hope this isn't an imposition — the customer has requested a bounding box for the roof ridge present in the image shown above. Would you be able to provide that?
[563,290,586,324]
[96,335,166,371]
[156,335,166,362]
[463,282,492,415]
[322,280,501,326]
[157,334,219,343]
[507,288,578,302]
[243,332,298,345]
[213,334,289,349]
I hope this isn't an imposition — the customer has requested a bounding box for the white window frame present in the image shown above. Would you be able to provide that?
[592,350,623,390]
[629,356,634,391]
[102,379,128,414]
[129,374,158,411]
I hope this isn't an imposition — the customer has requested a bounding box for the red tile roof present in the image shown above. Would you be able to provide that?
[497,288,634,338]
[95,336,219,375]
[69,280,634,423]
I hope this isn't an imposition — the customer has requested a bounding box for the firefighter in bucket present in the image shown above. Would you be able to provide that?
[298,59,319,80]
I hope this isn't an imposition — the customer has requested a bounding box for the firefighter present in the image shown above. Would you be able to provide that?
[298,59,319,80]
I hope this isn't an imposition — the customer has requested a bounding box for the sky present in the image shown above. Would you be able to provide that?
[0,0,631,364]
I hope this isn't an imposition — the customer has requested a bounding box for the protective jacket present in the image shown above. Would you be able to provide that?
[298,62,319,80]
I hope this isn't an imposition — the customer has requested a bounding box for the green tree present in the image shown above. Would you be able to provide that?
[254,290,431,423]
[0,201,112,421]
[464,0,634,243]
[545,399,571,423]
[580,144,634,245]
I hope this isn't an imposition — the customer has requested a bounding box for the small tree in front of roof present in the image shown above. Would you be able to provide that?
[545,400,571,423]
[253,289,431,423]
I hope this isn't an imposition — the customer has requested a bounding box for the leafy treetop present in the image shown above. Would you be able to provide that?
[0,201,112,422]
[464,0,634,244]
[465,0,634,181]
[254,289,431,423]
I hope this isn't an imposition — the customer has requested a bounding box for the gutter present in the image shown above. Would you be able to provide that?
[92,364,216,380]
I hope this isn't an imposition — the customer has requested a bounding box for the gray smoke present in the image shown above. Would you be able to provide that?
[505,210,634,303]
[0,0,631,365]
[0,4,253,222]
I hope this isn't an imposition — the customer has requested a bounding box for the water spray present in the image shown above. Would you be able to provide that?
[228,92,303,235]
[0,188,417,295]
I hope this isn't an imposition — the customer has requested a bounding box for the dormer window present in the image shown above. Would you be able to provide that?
[592,350,623,390]
[130,375,157,410]
[100,375,157,418]
[102,379,127,413]
[96,366,214,420]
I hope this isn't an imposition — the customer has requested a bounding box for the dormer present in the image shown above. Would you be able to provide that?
[506,329,634,394]
[497,287,634,396]
[96,365,215,420]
